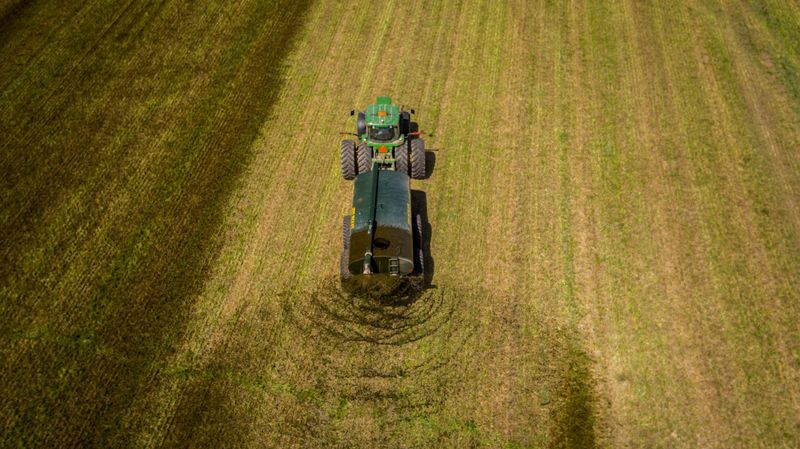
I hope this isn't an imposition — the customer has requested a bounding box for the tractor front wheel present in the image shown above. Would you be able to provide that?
[399,111,411,135]
[341,140,356,180]
[410,138,426,179]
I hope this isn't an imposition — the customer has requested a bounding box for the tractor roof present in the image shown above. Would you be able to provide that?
[365,96,399,126]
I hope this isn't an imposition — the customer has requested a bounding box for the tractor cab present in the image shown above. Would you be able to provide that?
[364,97,402,144]
[368,124,398,142]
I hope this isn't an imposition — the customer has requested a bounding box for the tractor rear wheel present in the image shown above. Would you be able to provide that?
[341,215,351,281]
[395,142,409,176]
[357,142,372,174]
[341,140,356,180]
[410,138,426,179]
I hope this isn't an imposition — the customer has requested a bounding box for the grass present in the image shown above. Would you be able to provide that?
[2,0,800,448]
[0,0,312,446]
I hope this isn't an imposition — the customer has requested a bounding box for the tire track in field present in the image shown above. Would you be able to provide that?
[720,0,800,272]
[423,3,531,443]
[657,3,799,444]
[719,0,800,412]
[565,2,704,446]
[584,1,800,446]
[685,1,800,441]
[546,1,605,447]
[608,1,735,445]
[609,2,746,445]
[478,1,543,443]
[557,1,613,446]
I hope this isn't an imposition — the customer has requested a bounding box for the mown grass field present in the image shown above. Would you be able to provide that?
[2,0,800,447]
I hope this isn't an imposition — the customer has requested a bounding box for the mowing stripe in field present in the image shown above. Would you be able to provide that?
[0,1,313,446]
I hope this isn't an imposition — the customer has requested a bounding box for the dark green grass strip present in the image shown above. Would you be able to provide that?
[745,0,800,113]
[0,1,312,447]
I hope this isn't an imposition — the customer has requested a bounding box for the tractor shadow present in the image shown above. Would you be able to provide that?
[424,150,436,179]
[411,189,434,287]
[410,120,437,180]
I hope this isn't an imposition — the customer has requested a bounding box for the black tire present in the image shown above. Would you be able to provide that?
[399,111,411,135]
[357,142,372,174]
[394,142,409,176]
[341,140,356,180]
[414,213,424,275]
[410,138,426,179]
[341,215,351,281]
[357,112,367,139]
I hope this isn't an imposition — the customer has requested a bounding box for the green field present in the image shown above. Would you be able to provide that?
[2,1,800,447]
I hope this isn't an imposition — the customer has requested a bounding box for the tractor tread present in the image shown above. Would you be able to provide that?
[357,142,372,174]
[341,215,351,281]
[410,138,426,179]
[341,140,356,180]
[395,142,409,176]
[415,213,424,275]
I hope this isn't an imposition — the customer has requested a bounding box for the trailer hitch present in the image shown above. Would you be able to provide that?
[362,161,380,275]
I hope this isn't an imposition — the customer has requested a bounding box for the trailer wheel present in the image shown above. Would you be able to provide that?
[357,142,372,174]
[341,215,351,281]
[414,213,424,276]
[410,138,426,179]
[395,142,409,176]
[341,140,356,180]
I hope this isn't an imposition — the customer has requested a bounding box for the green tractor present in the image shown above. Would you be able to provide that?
[340,96,427,287]
[340,95,426,180]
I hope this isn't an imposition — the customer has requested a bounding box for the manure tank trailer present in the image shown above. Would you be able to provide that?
[339,96,427,287]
